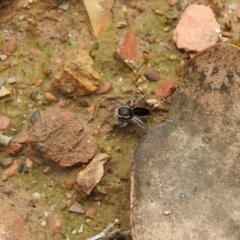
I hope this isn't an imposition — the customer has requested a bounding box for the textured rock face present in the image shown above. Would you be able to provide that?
[173,4,220,52]
[131,44,240,240]
[52,50,101,97]
[29,107,98,167]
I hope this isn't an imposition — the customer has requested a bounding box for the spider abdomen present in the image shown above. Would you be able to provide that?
[132,107,150,117]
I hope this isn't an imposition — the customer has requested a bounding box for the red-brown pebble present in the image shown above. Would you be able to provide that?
[85,207,96,219]
[94,82,112,95]
[59,25,68,43]
[156,79,177,100]
[28,48,40,57]
[145,37,155,43]
[144,68,160,81]
[169,0,177,7]
[2,160,18,181]
[236,9,240,19]
[0,116,10,130]
[6,143,23,155]
[58,99,70,108]
[118,29,138,61]
[66,181,74,190]
[222,31,232,38]
[26,158,33,168]
[46,214,63,235]
[3,41,17,56]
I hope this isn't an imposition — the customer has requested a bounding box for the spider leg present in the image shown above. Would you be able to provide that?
[130,117,146,129]
[114,120,128,128]
[130,93,148,108]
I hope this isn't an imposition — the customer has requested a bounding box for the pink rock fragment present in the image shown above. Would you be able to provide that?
[3,41,17,56]
[28,48,40,57]
[85,207,96,219]
[26,158,33,168]
[46,214,63,236]
[12,131,30,144]
[118,29,138,61]
[0,116,10,130]
[6,143,23,155]
[173,4,220,52]
[169,0,177,7]
[7,77,16,84]
[94,82,112,95]
[0,86,11,97]
[59,25,68,43]
[75,153,111,196]
[69,202,85,214]
[2,160,18,181]
[156,79,177,100]
[237,9,240,19]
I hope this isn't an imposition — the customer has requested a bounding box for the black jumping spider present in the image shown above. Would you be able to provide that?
[115,99,150,129]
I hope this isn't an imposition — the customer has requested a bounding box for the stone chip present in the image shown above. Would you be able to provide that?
[75,153,111,196]
[52,50,101,97]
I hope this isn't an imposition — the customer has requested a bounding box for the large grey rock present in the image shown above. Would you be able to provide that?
[131,44,240,239]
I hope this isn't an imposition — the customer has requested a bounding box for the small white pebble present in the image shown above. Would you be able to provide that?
[163,210,171,216]
[215,28,221,34]
[32,192,41,199]
[114,219,120,224]
[86,219,91,223]
[229,3,238,10]
[58,3,69,11]
[18,15,25,21]
[43,211,49,217]
[0,55,7,61]
[41,221,46,227]
[66,192,72,199]
[71,230,77,235]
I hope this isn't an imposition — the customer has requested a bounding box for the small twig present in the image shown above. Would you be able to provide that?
[159,42,170,50]
[86,220,118,240]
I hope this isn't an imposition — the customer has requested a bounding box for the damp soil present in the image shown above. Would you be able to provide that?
[0,0,238,239]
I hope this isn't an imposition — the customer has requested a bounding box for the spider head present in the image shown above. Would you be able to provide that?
[115,106,133,120]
